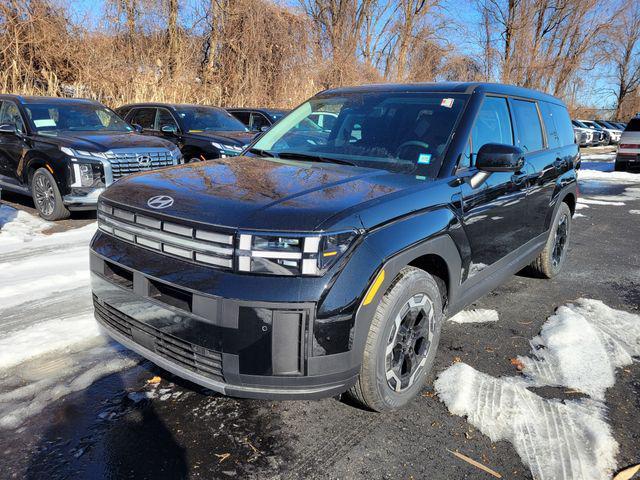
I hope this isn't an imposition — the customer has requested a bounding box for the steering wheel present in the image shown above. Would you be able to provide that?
[396,140,430,157]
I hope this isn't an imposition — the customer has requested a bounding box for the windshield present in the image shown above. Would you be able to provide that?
[252,91,467,174]
[175,106,248,133]
[25,103,132,134]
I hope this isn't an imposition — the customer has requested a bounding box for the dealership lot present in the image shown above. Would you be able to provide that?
[0,149,638,479]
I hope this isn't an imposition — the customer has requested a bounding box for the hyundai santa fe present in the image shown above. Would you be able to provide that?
[91,83,578,411]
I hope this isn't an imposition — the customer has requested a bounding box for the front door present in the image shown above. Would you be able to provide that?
[0,101,28,182]
[456,95,534,281]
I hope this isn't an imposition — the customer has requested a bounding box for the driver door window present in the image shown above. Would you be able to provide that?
[250,113,270,131]
[129,108,156,130]
[470,96,513,162]
[157,108,178,132]
[0,101,25,133]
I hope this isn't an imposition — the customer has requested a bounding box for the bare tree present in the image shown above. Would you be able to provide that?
[608,0,640,119]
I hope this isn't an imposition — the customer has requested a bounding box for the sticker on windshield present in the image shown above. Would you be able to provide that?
[417,153,432,165]
[441,98,454,108]
[34,119,56,127]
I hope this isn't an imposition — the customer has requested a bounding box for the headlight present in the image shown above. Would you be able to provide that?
[69,162,104,188]
[236,230,358,276]
[168,145,183,162]
[211,142,243,156]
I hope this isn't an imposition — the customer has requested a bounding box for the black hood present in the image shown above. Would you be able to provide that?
[36,131,175,151]
[187,130,257,146]
[101,156,422,231]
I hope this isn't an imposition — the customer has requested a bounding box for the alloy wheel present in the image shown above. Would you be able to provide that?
[33,173,56,216]
[385,293,434,392]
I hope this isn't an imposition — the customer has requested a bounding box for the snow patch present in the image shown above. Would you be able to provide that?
[630,210,640,215]
[449,309,499,324]
[577,198,625,206]
[519,299,640,400]
[435,364,618,480]
[573,213,586,218]
[435,299,640,480]
[578,169,639,184]
[575,203,589,210]
[0,204,51,244]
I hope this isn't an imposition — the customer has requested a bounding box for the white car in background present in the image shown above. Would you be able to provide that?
[594,120,623,144]
[616,117,640,171]
[572,124,593,147]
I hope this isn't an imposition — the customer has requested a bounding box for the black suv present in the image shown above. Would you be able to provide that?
[227,108,288,132]
[91,83,578,411]
[116,103,256,162]
[0,95,181,220]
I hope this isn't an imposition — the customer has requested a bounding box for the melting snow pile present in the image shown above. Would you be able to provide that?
[435,299,640,480]
[0,205,136,429]
[578,169,639,184]
[449,309,499,324]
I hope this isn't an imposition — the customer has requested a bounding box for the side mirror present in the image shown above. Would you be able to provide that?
[132,123,143,133]
[161,124,178,135]
[476,143,525,172]
[0,124,17,134]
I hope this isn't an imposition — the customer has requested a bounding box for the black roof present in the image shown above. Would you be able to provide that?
[118,102,227,111]
[0,94,101,105]
[318,82,564,105]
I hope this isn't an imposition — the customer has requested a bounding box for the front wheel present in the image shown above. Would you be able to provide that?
[529,202,571,278]
[348,267,444,412]
[31,168,70,221]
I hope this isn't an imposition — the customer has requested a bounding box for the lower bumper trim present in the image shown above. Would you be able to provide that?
[98,317,356,400]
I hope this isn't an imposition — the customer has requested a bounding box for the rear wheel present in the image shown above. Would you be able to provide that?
[349,266,443,412]
[529,202,571,278]
[31,168,70,221]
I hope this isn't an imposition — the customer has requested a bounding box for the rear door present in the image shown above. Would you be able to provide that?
[457,95,533,279]
[528,101,577,234]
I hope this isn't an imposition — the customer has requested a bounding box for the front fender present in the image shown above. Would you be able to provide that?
[314,207,462,366]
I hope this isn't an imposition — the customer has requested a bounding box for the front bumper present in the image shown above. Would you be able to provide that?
[64,187,105,209]
[90,248,360,399]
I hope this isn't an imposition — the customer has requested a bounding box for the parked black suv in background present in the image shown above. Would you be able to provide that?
[92,83,578,411]
[0,95,181,220]
[116,103,256,162]
[227,108,288,132]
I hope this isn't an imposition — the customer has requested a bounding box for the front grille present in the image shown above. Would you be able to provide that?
[97,203,235,269]
[94,296,224,381]
[105,148,176,179]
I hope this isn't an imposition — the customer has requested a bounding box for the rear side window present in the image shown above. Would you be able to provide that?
[511,99,544,152]
[540,102,574,148]
[626,118,640,132]
[130,108,156,130]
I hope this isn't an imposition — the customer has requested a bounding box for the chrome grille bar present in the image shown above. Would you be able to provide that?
[97,203,234,269]
[104,148,177,179]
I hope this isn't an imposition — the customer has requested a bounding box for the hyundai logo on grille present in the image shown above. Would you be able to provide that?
[147,195,174,209]
[137,154,152,167]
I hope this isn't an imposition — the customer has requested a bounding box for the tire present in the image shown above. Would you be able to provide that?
[614,161,626,172]
[348,266,444,412]
[529,202,571,278]
[30,167,70,221]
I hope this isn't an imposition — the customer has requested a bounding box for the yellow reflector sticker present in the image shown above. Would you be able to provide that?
[363,269,385,306]
[323,251,338,257]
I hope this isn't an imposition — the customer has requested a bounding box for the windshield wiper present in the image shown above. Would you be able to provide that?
[277,151,357,167]
[249,148,279,158]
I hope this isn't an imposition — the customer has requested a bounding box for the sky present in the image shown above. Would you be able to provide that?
[69,0,616,110]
